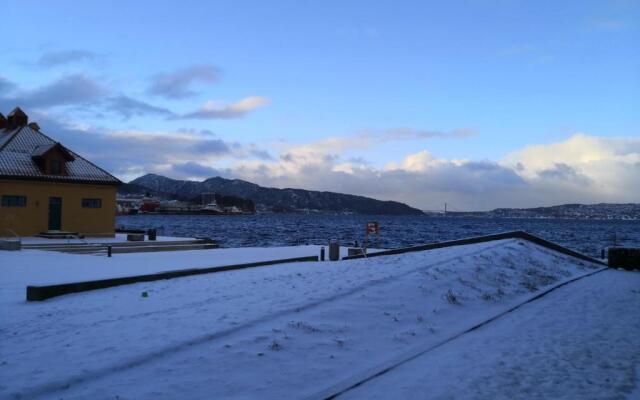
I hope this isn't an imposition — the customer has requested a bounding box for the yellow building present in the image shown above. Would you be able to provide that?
[0,107,121,237]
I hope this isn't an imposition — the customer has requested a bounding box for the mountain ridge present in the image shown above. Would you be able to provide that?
[124,173,424,215]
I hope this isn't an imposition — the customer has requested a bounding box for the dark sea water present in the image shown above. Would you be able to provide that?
[116,214,640,257]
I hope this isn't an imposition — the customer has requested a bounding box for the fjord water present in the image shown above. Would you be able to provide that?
[116,214,640,257]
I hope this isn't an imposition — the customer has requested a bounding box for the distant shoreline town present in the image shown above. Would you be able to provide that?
[431,203,640,221]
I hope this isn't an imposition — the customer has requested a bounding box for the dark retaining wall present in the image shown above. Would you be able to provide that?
[343,230,606,266]
[27,255,319,301]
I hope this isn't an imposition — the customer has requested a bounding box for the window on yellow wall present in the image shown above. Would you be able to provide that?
[1,195,27,207]
[82,198,102,208]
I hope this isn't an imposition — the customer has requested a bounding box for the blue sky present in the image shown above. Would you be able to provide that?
[1,1,639,209]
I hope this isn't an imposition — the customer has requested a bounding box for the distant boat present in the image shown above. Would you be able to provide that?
[200,202,223,214]
[116,197,141,215]
[139,197,160,213]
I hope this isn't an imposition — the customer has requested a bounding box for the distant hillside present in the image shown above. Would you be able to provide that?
[118,181,256,212]
[123,174,423,215]
[445,203,640,220]
[117,182,176,199]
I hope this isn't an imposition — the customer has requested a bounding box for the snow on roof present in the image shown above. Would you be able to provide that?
[30,143,57,157]
[0,126,19,148]
[0,123,120,185]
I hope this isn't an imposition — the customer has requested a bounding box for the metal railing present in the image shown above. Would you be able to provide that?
[65,233,89,245]
[3,228,20,241]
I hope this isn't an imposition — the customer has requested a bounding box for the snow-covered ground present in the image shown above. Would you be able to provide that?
[0,239,638,399]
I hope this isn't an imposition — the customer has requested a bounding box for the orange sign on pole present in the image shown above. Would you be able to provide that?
[365,221,380,250]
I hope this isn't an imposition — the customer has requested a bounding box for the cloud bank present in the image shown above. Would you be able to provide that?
[218,133,640,210]
[10,108,637,210]
[0,73,269,120]
[36,50,100,67]
[147,65,219,99]
[31,116,257,180]
[1,74,106,108]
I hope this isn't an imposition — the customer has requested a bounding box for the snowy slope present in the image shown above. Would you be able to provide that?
[341,269,640,400]
[0,239,634,399]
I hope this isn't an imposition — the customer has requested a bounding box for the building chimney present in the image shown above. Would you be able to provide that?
[0,113,6,129]
[7,107,28,128]
[28,122,40,131]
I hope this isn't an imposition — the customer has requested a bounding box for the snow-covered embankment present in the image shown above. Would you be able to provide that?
[0,238,638,399]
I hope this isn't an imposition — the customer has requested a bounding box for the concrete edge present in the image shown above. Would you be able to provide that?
[342,230,606,266]
[26,255,319,301]
[110,243,219,254]
[22,238,214,249]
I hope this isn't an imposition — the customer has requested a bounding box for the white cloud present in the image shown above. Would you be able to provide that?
[181,96,270,119]
[374,128,475,141]
[388,150,448,172]
[502,133,638,177]
[501,133,640,202]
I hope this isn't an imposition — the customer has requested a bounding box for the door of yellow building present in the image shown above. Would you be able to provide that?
[48,197,62,231]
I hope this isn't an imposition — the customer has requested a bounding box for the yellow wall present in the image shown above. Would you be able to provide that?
[0,179,117,237]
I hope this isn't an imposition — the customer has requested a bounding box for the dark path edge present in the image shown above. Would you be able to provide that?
[306,266,608,400]
[344,230,606,266]
[26,255,318,301]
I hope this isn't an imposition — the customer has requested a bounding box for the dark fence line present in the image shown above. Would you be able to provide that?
[343,230,606,266]
[26,255,319,301]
